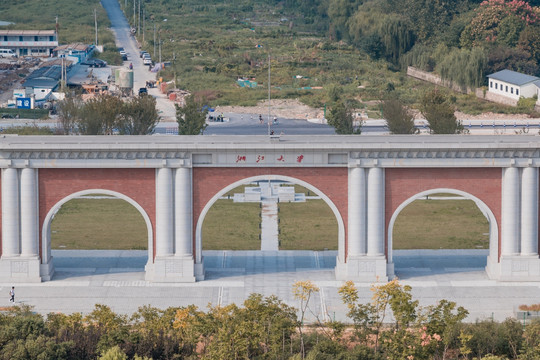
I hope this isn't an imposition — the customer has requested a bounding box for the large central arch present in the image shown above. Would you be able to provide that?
[40,189,154,280]
[387,188,499,278]
[195,175,346,265]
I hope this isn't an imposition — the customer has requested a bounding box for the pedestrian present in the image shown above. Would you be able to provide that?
[9,286,14,302]
[129,62,133,70]
[259,114,263,124]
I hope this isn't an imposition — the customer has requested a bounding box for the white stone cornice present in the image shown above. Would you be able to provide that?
[2,135,540,168]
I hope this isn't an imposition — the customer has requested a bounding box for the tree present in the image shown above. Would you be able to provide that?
[175,95,208,135]
[78,94,124,135]
[326,100,361,134]
[460,0,539,48]
[57,95,81,135]
[292,280,320,359]
[118,95,159,135]
[437,47,487,90]
[382,98,417,134]
[420,89,463,134]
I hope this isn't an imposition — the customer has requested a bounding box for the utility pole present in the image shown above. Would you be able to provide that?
[267,53,271,136]
[159,38,162,63]
[153,24,156,57]
[138,0,141,35]
[55,15,59,45]
[142,9,145,43]
[94,9,98,45]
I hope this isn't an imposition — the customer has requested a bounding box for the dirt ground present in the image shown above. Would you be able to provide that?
[214,99,324,120]
[214,99,537,121]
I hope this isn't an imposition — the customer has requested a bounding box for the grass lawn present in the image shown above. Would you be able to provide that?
[278,199,338,250]
[202,200,261,250]
[51,198,147,250]
[393,198,489,249]
[49,194,490,251]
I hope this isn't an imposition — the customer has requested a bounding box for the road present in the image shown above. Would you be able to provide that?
[100,0,177,121]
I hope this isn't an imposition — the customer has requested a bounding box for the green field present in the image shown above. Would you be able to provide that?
[51,197,147,250]
[393,198,489,249]
[50,193,489,251]
[278,200,338,250]
[202,200,261,250]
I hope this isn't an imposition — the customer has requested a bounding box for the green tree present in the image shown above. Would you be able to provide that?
[519,319,540,359]
[327,100,361,134]
[293,280,320,359]
[57,95,82,135]
[175,95,208,135]
[460,0,539,48]
[420,90,463,134]
[382,98,417,134]
[78,94,124,135]
[118,95,159,135]
[423,299,468,359]
[437,47,487,90]
[99,346,127,360]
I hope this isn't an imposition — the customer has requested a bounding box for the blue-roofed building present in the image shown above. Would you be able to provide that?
[487,69,540,101]
[22,65,63,101]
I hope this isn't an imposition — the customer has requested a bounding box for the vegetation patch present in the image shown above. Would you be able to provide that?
[278,199,338,250]
[393,198,489,249]
[202,200,261,250]
[51,198,147,250]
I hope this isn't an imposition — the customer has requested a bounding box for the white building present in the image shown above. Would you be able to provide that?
[487,69,540,101]
[0,30,58,57]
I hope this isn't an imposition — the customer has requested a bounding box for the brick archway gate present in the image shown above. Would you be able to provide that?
[1,135,540,283]
[40,188,154,281]
[193,171,347,268]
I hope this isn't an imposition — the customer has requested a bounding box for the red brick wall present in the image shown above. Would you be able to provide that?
[38,168,156,259]
[192,167,348,257]
[385,168,502,257]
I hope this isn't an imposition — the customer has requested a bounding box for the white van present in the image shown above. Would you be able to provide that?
[0,49,17,58]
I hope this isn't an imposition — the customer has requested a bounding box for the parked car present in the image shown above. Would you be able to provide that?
[122,54,128,61]
[138,87,148,96]
[140,51,149,58]
[118,47,127,56]
[143,57,152,65]
[0,49,17,58]
[81,59,107,68]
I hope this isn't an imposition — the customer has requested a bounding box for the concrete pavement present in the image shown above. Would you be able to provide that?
[1,249,538,324]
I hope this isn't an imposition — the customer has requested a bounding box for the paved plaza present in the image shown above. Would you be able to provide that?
[1,249,538,323]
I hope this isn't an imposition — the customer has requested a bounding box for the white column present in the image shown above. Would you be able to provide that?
[367,167,384,256]
[2,168,20,256]
[501,167,520,255]
[521,166,538,256]
[2,168,20,257]
[348,167,366,256]
[175,167,193,257]
[20,168,38,257]
[156,167,174,256]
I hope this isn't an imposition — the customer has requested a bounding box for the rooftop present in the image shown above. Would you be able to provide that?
[2,135,540,151]
[487,69,539,86]
[0,30,56,36]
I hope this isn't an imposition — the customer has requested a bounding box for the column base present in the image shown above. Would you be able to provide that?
[336,255,388,282]
[40,259,55,281]
[0,256,42,283]
[487,255,540,281]
[145,255,197,282]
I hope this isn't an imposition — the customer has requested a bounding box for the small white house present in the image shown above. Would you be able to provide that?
[487,69,540,101]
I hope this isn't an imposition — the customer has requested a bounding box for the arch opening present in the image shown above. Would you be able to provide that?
[388,188,498,279]
[195,175,345,272]
[41,189,153,280]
